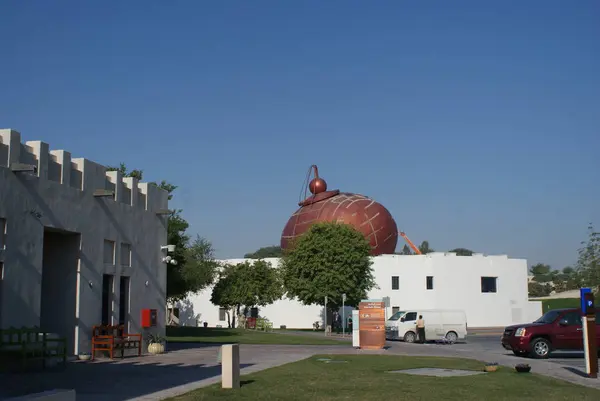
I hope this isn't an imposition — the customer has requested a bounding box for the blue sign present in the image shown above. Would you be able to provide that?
[580,288,592,314]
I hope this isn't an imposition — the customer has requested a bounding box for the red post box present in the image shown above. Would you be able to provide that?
[141,308,157,328]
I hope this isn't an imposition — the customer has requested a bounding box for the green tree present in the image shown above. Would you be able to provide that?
[107,164,217,302]
[418,241,434,254]
[400,244,412,255]
[528,282,552,298]
[244,245,283,258]
[576,223,600,293]
[529,263,552,283]
[449,248,474,256]
[280,222,375,310]
[211,260,283,327]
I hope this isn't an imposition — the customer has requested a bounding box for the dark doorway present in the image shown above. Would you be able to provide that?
[101,274,114,325]
[40,228,80,356]
[0,261,4,327]
[119,276,130,328]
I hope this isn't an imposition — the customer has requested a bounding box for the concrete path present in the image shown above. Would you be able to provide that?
[1,341,598,400]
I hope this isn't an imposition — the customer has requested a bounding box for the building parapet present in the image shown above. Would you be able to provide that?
[0,128,168,212]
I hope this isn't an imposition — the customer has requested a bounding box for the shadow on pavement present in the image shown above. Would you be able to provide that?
[549,351,586,359]
[563,366,590,378]
[0,356,253,400]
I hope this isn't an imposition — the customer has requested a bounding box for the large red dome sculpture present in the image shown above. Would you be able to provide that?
[281,165,398,256]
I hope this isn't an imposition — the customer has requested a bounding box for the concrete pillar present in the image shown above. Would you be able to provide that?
[221,344,240,389]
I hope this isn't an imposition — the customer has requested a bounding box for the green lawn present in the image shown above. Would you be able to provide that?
[167,355,600,401]
[166,327,348,345]
[540,298,580,312]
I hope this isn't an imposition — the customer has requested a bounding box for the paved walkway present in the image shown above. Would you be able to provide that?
[1,341,598,400]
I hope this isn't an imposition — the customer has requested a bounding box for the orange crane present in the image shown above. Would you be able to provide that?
[399,231,422,255]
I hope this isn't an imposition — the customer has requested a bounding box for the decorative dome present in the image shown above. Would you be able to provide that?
[280,166,398,256]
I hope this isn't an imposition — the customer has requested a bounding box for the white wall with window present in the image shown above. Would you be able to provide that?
[182,253,542,329]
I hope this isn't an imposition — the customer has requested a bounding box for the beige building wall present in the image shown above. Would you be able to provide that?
[0,128,168,355]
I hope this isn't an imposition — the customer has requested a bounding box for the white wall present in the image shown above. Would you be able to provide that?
[0,129,168,355]
[182,253,542,329]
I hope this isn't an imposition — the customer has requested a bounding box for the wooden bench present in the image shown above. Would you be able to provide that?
[91,325,142,360]
[0,326,67,371]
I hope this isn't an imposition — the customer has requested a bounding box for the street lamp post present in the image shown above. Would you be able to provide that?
[324,296,328,336]
[342,293,347,337]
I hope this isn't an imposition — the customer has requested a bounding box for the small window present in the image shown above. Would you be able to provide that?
[481,277,497,293]
[120,243,131,267]
[103,240,115,264]
[218,307,227,321]
[391,276,399,290]
[0,261,4,280]
[392,306,400,315]
[403,312,417,321]
[426,276,433,290]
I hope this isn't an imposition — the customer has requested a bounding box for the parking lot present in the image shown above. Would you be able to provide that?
[421,334,590,371]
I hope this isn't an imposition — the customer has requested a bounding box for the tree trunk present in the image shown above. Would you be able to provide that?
[226,311,231,328]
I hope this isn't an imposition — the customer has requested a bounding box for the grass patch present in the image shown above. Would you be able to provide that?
[541,298,580,312]
[166,327,348,345]
[167,355,600,401]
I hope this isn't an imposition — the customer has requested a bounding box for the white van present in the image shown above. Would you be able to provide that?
[385,309,467,343]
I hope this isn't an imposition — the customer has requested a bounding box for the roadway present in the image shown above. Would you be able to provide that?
[392,333,590,371]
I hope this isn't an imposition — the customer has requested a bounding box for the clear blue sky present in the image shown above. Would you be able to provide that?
[1,1,598,269]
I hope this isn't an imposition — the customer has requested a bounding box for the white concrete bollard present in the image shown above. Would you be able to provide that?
[221,344,240,389]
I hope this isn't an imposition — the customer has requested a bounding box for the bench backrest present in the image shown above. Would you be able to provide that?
[92,325,126,337]
[0,327,46,346]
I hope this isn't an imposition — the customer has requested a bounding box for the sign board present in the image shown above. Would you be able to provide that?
[352,310,360,348]
[581,292,598,378]
[342,293,347,302]
[581,288,592,315]
[358,301,386,350]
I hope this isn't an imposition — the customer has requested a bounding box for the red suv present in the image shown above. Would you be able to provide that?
[501,308,600,359]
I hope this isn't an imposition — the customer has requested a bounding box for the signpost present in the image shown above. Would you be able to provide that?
[580,288,598,378]
[324,296,328,336]
[358,300,386,350]
[342,293,347,337]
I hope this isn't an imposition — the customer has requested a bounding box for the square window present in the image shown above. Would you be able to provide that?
[392,306,400,315]
[391,276,399,290]
[426,276,434,290]
[104,240,115,265]
[120,243,131,267]
[481,277,497,293]
[219,307,227,321]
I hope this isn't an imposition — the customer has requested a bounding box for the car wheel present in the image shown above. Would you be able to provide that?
[512,350,528,357]
[445,331,458,344]
[530,338,551,359]
[404,331,416,343]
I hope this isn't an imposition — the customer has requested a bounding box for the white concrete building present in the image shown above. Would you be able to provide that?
[181,253,543,329]
[0,128,168,355]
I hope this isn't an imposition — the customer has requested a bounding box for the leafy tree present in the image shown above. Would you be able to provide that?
[529,263,552,283]
[107,164,217,302]
[244,245,283,258]
[280,222,375,311]
[400,244,413,255]
[528,282,552,298]
[449,248,474,256]
[576,223,600,293]
[418,241,434,254]
[211,260,283,327]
